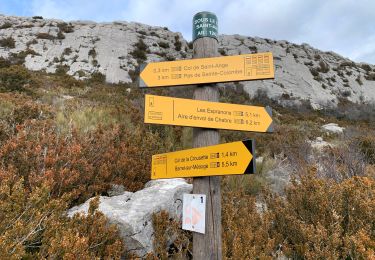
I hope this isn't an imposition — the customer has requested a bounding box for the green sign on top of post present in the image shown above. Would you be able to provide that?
[192,11,218,41]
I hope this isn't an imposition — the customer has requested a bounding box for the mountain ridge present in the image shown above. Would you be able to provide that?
[1,14,375,109]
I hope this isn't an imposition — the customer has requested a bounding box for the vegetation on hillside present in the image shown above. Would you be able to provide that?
[0,61,374,258]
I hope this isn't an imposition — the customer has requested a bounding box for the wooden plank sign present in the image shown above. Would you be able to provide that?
[144,94,273,132]
[139,52,274,87]
[151,140,255,179]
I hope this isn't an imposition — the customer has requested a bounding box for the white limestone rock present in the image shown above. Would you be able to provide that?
[322,123,345,134]
[1,14,375,108]
[308,137,333,150]
[68,178,192,257]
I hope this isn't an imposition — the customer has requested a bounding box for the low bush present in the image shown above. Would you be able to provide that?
[130,39,148,63]
[174,35,182,51]
[0,65,34,92]
[0,37,15,48]
[89,72,106,84]
[0,120,165,203]
[36,33,56,40]
[249,46,258,53]
[0,22,12,29]
[0,174,124,259]
[317,60,329,73]
[365,73,375,81]
[158,41,169,49]
[9,49,39,65]
[223,170,375,259]
[57,22,74,33]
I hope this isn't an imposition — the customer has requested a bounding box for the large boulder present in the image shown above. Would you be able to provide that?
[68,178,192,257]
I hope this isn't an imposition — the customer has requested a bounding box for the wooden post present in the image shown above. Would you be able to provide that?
[192,14,222,259]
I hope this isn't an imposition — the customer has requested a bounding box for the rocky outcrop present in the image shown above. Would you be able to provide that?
[68,178,192,257]
[1,14,375,108]
[322,123,345,134]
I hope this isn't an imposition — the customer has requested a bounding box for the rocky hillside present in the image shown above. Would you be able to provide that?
[1,14,375,108]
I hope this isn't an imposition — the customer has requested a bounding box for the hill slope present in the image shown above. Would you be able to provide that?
[1,14,375,108]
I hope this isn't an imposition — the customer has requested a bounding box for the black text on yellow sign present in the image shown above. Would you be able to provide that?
[144,94,273,132]
[151,140,255,179]
[139,52,274,87]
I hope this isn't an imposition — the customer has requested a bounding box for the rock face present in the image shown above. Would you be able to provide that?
[68,178,192,257]
[1,14,375,108]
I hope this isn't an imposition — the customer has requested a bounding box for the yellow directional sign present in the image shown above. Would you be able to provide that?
[144,94,273,132]
[139,52,274,87]
[151,140,255,179]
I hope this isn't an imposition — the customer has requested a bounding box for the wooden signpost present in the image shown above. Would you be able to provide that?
[138,11,275,260]
[139,52,274,87]
[151,140,255,179]
[144,94,273,132]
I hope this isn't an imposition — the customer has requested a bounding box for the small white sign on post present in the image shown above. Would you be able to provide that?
[182,194,206,234]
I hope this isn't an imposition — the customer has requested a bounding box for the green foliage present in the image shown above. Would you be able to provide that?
[89,71,106,84]
[174,35,182,51]
[9,49,39,65]
[317,60,329,73]
[356,75,363,85]
[55,64,70,75]
[365,73,375,81]
[88,48,97,59]
[57,22,74,33]
[361,64,372,72]
[309,67,319,77]
[0,22,12,29]
[0,57,11,68]
[0,65,33,92]
[57,30,65,40]
[63,47,72,56]
[0,37,15,48]
[36,33,56,40]
[130,39,148,63]
[158,41,169,49]
[249,45,257,53]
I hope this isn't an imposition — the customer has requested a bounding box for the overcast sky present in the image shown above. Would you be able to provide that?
[1,0,374,64]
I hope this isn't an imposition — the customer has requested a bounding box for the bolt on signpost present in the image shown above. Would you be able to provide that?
[191,11,221,260]
[139,11,275,260]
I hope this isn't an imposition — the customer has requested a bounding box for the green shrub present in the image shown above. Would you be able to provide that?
[0,37,15,48]
[57,30,65,39]
[0,57,11,68]
[55,64,70,75]
[89,72,106,84]
[219,48,227,56]
[317,60,329,73]
[361,64,372,72]
[9,49,39,65]
[174,35,182,51]
[57,22,74,33]
[356,75,363,85]
[365,73,375,81]
[88,48,97,59]
[149,31,159,37]
[63,47,72,56]
[309,67,319,77]
[36,33,56,40]
[249,46,257,53]
[158,41,169,49]
[0,22,12,29]
[130,39,148,63]
[0,65,33,92]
